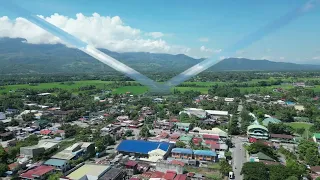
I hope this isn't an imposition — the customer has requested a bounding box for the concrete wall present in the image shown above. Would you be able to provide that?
[156,161,183,174]
[20,147,45,158]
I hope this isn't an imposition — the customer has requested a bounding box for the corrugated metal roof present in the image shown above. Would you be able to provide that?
[193,150,217,156]
[117,140,172,154]
[44,159,67,167]
[171,148,193,154]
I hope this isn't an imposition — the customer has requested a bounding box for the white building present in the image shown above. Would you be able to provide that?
[205,110,229,117]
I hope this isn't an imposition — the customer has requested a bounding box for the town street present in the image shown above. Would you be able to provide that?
[231,136,246,180]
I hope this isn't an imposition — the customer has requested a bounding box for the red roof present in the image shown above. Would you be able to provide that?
[174,174,187,180]
[160,132,169,138]
[187,172,195,177]
[202,134,219,140]
[249,137,257,143]
[205,140,217,145]
[129,178,141,180]
[150,171,165,178]
[192,137,202,145]
[40,129,51,135]
[170,134,180,139]
[311,166,320,173]
[270,134,294,139]
[171,160,185,167]
[210,144,220,150]
[20,165,54,179]
[163,171,177,180]
[170,118,180,122]
[126,160,138,167]
[8,162,19,171]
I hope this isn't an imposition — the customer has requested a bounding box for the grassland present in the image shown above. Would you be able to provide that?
[1,77,320,95]
[286,122,313,138]
[286,122,313,130]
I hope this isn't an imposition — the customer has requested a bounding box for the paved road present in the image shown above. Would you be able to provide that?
[231,136,246,180]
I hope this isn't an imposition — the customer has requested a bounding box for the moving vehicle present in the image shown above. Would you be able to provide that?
[229,171,235,179]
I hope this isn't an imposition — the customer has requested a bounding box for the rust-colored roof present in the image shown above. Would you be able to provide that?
[163,171,177,180]
[311,166,320,173]
[270,133,294,139]
[174,174,187,180]
[171,160,185,167]
[151,171,165,178]
[20,165,54,179]
[8,163,19,171]
[202,134,219,139]
[126,160,138,167]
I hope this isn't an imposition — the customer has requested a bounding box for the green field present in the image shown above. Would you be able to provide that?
[1,78,320,95]
[0,80,113,93]
[286,122,313,130]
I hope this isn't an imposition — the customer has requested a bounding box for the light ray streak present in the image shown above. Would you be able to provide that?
[166,0,320,87]
[1,1,162,91]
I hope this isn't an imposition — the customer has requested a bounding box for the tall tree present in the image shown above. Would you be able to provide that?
[241,162,268,180]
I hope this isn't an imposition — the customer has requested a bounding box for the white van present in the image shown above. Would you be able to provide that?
[229,171,234,179]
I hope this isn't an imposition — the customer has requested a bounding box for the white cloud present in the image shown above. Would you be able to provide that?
[145,32,165,39]
[279,57,285,60]
[0,13,209,58]
[312,56,320,60]
[200,46,212,52]
[213,49,222,53]
[198,37,209,42]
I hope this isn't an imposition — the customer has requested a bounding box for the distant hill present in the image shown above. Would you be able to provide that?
[211,58,320,71]
[0,38,319,74]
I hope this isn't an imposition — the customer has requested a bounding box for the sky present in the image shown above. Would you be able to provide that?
[0,0,320,64]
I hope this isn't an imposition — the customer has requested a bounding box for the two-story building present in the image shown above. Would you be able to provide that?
[193,150,217,162]
[171,148,193,160]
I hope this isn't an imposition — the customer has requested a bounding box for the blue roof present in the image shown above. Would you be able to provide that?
[171,148,193,154]
[44,159,67,166]
[193,150,217,156]
[117,140,172,154]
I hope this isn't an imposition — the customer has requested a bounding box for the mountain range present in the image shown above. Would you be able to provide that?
[0,38,319,74]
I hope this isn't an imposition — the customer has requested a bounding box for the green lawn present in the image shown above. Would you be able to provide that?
[286,122,313,138]
[286,122,313,129]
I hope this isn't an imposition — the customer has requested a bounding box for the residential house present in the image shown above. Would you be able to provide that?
[310,166,320,179]
[202,134,219,142]
[66,164,111,180]
[175,123,192,131]
[178,135,193,144]
[0,132,14,141]
[44,159,69,172]
[99,167,127,180]
[249,152,276,164]
[20,165,55,180]
[52,142,95,161]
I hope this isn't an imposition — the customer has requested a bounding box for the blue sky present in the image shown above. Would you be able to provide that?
[1,0,320,63]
